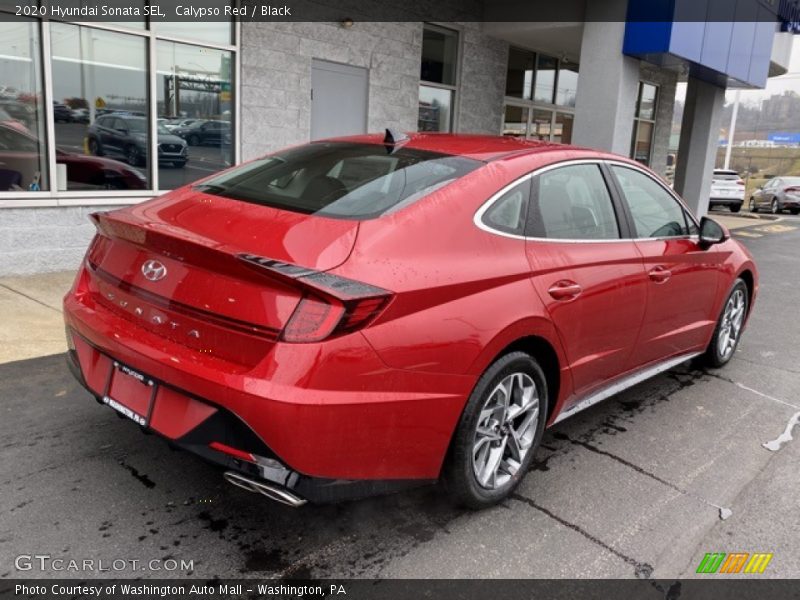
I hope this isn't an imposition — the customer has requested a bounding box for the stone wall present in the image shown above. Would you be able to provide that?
[640,63,678,178]
[0,206,107,276]
[239,21,509,160]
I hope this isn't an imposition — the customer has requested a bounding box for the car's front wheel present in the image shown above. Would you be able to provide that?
[702,279,749,368]
[771,198,780,214]
[126,145,142,167]
[749,197,757,213]
[443,351,548,509]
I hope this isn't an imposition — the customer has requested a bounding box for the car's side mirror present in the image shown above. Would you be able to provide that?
[699,216,728,249]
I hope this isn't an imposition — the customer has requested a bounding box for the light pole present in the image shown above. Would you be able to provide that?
[724,89,740,170]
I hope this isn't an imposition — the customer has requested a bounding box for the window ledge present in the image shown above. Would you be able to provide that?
[0,195,157,209]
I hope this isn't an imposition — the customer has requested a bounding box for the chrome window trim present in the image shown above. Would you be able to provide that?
[474,158,701,244]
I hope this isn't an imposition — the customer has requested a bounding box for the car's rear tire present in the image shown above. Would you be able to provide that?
[701,279,749,368]
[88,138,102,157]
[790,209,800,216]
[730,203,741,213]
[443,351,548,509]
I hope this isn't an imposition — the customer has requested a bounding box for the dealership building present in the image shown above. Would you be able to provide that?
[0,0,796,275]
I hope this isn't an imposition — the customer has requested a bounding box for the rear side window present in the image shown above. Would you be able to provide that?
[481,179,530,236]
[194,142,481,219]
[530,164,620,240]
[611,166,690,238]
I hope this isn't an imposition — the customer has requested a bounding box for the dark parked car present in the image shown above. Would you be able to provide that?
[0,122,146,191]
[53,103,72,123]
[749,176,800,214]
[172,119,230,146]
[87,116,187,168]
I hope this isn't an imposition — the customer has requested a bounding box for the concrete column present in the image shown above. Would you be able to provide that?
[674,77,726,217]
[572,15,640,155]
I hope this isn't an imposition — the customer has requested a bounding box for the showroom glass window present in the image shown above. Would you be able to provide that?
[157,41,234,189]
[0,11,236,201]
[0,17,48,192]
[418,24,458,133]
[502,47,577,144]
[631,82,658,166]
[50,23,149,190]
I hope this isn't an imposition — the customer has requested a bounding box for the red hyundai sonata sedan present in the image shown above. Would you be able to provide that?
[64,132,757,508]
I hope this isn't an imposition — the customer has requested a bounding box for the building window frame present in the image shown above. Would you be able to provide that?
[502,46,577,143]
[418,22,461,133]
[630,80,659,167]
[0,11,239,208]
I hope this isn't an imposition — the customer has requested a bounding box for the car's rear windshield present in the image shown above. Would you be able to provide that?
[713,170,740,180]
[193,142,482,219]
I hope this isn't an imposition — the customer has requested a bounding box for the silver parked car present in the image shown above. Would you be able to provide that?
[749,176,800,215]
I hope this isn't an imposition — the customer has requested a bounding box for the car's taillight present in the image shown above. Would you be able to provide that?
[282,293,390,343]
[786,186,800,194]
[238,253,394,344]
[737,179,745,186]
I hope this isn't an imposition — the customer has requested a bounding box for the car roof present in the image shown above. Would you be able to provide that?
[316,133,602,162]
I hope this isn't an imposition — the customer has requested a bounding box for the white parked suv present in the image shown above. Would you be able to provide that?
[709,169,745,213]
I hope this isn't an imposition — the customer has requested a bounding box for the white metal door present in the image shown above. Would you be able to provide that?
[310,59,368,140]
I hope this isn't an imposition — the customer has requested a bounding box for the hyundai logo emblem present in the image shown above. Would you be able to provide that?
[141,259,167,282]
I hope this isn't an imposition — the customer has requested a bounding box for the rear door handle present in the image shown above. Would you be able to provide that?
[548,280,583,300]
[649,266,672,283]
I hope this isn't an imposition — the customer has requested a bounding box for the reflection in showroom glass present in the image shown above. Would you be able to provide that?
[51,23,149,191]
[157,41,234,190]
[0,17,48,192]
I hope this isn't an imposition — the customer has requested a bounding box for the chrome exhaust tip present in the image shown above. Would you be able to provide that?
[223,471,307,507]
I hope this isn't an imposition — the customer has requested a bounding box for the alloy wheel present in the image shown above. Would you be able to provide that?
[127,147,139,166]
[771,199,779,214]
[718,289,746,360]
[472,372,539,490]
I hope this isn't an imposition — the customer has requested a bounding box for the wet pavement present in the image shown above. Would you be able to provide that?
[1,218,799,580]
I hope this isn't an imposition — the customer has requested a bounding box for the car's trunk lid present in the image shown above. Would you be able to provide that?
[84,188,359,364]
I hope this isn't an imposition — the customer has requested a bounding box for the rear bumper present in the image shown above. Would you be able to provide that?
[709,197,743,205]
[65,341,432,503]
[63,277,471,490]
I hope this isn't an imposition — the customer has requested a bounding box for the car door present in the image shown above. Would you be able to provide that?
[102,118,124,156]
[207,122,223,144]
[524,161,649,397]
[608,164,723,366]
[756,178,778,209]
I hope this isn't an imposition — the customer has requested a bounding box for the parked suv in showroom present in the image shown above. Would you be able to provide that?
[87,115,187,168]
[64,133,757,508]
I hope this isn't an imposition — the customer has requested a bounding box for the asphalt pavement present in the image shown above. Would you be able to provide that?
[1,214,799,580]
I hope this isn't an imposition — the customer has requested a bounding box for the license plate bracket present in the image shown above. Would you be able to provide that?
[101,361,157,428]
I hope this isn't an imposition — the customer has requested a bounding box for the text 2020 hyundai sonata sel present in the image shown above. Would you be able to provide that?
[64,132,757,508]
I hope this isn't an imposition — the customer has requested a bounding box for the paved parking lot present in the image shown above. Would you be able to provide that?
[1,215,798,580]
